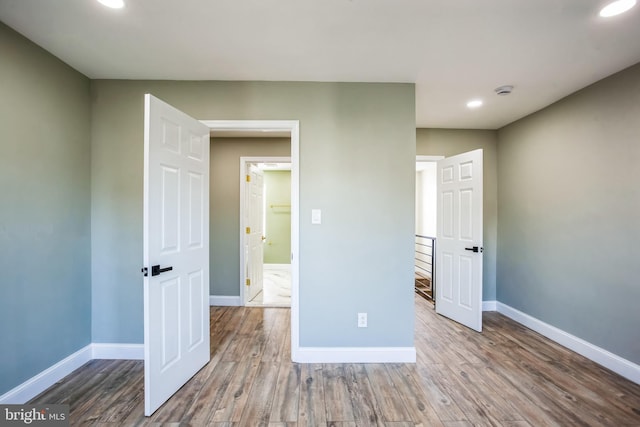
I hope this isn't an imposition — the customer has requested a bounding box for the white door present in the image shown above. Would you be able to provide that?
[435,149,483,332]
[143,94,210,416]
[245,165,265,302]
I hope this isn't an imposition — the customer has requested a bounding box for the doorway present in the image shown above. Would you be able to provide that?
[415,156,442,306]
[240,158,292,307]
[203,120,301,355]
[415,151,484,333]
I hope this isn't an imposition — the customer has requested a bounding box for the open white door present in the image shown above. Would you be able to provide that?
[143,94,210,416]
[245,164,265,302]
[435,149,483,332]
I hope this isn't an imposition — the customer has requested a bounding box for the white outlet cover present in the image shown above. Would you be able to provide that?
[357,312,367,327]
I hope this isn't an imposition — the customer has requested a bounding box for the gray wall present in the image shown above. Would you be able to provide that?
[416,129,498,301]
[0,23,91,395]
[210,138,290,296]
[90,80,416,348]
[497,62,640,364]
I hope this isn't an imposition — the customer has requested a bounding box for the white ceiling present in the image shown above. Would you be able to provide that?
[1,0,639,129]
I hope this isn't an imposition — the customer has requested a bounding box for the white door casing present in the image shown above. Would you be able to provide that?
[205,120,300,361]
[238,156,292,306]
[435,149,483,332]
[246,164,265,302]
[143,94,211,416]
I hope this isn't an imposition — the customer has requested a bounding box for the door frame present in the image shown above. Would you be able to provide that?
[239,156,292,306]
[202,120,299,358]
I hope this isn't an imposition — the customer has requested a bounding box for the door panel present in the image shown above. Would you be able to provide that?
[188,270,205,350]
[143,94,210,416]
[188,172,204,248]
[435,149,483,332]
[246,165,265,302]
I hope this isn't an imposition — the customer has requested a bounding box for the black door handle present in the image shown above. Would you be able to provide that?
[151,265,173,276]
[464,246,483,253]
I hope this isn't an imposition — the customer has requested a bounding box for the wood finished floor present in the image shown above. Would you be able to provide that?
[30,296,640,426]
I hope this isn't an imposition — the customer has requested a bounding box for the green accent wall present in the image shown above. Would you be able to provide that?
[90,80,416,348]
[210,138,290,296]
[416,129,498,301]
[0,22,91,395]
[264,170,292,265]
[497,62,640,365]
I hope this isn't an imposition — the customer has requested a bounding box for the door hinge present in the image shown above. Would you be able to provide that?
[246,174,251,182]
[246,226,251,234]
[245,278,251,286]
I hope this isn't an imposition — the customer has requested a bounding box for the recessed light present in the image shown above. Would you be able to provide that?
[466,99,483,109]
[599,0,636,17]
[97,0,125,9]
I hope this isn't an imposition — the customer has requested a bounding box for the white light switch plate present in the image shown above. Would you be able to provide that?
[311,209,322,224]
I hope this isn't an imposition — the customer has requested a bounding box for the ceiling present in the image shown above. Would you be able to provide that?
[1,0,639,129]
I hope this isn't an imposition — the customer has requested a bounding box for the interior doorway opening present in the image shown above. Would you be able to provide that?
[415,156,442,307]
[204,119,301,362]
[241,158,292,307]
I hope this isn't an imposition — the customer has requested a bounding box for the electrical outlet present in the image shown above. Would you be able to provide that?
[357,312,367,328]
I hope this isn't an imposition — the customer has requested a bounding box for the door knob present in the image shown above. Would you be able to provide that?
[151,265,173,276]
[464,246,483,253]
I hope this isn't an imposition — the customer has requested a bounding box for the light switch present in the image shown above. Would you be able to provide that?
[311,209,322,224]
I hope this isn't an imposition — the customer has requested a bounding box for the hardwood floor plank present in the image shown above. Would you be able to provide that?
[98,374,144,423]
[211,360,261,422]
[238,361,280,426]
[363,363,413,422]
[441,421,474,427]
[298,364,327,425]
[477,363,561,427]
[427,363,505,425]
[414,364,467,422]
[269,361,301,422]
[384,364,444,426]
[180,361,237,426]
[343,363,383,425]
[262,309,289,362]
[499,421,533,427]
[323,364,356,422]
[383,423,419,427]
[448,363,525,423]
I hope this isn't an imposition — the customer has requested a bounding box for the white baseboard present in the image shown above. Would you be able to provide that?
[92,343,144,360]
[483,300,497,311]
[292,346,416,363]
[0,344,92,404]
[497,302,640,385]
[210,295,242,306]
